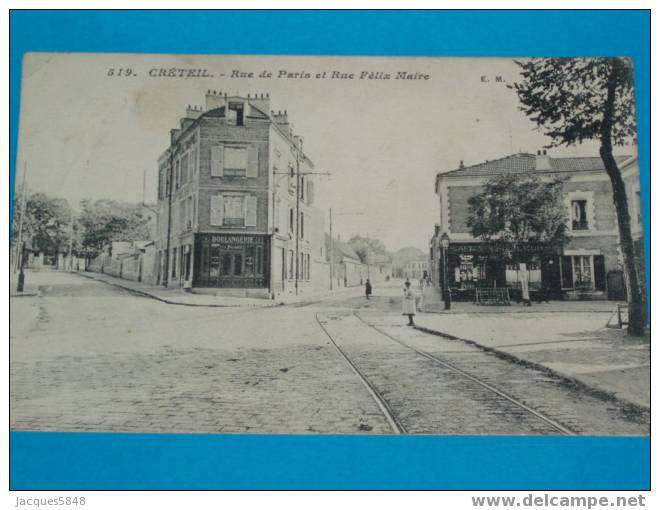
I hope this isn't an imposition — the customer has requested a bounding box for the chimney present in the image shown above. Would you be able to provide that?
[459,160,465,169]
[170,128,181,145]
[249,92,270,115]
[205,89,226,111]
[537,149,551,170]
[272,109,289,131]
[434,224,441,237]
[293,135,303,151]
[186,105,203,120]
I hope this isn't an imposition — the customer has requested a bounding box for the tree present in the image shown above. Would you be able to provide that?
[347,236,389,264]
[78,199,150,258]
[467,173,568,261]
[512,57,646,335]
[12,192,73,257]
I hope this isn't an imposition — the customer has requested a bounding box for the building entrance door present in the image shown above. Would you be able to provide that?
[221,250,244,288]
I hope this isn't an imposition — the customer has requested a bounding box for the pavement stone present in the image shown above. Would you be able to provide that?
[414,311,650,409]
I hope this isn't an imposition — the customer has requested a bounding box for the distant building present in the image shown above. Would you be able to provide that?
[392,246,427,279]
[155,92,325,298]
[430,151,644,301]
[326,235,367,287]
[370,254,393,282]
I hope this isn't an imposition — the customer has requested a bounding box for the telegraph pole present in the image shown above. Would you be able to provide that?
[13,162,28,274]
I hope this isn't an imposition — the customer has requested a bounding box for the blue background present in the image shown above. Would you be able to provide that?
[9,10,650,490]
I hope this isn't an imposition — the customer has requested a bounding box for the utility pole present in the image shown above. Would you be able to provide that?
[13,162,28,274]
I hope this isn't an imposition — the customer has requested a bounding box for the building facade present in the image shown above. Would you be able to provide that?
[155,92,325,299]
[430,152,644,301]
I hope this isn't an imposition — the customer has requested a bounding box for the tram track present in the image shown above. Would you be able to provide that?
[315,312,406,434]
[315,309,577,435]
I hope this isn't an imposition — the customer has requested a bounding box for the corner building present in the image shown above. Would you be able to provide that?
[155,92,326,299]
[429,152,644,301]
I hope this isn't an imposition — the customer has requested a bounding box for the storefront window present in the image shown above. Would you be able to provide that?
[453,255,486,289]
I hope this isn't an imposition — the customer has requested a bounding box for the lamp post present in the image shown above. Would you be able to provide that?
[441,232,451,310]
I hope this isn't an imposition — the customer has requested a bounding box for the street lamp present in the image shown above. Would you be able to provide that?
[441,232,451,310]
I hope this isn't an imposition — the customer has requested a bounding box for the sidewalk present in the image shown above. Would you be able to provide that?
[9,276,39,297]
[77,270,363,308]
[419,284,625,313]
[414,310,650,409]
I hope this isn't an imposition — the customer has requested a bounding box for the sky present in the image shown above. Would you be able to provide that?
[15,53,636,252]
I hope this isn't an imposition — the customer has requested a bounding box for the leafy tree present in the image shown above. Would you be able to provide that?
[12,192,74,257]
[78,199,150,258]
[467,173,568,261]
[347,236,389,264]
[512,57,646,334]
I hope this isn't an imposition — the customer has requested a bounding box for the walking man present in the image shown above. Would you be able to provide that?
[365,279,372,300]
[402,280,416,326]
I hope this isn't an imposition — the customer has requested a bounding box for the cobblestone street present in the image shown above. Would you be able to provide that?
[10,271,650,435]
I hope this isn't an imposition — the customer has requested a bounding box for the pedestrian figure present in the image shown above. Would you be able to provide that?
[519,262,532,306]
[402,281,416,326]
[365,279,372,300]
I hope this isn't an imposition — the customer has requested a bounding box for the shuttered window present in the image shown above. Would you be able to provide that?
[223,195,245,226]
[224,147,247,177]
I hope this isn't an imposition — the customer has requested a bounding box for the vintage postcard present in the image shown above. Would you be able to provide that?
[10,53,649,436]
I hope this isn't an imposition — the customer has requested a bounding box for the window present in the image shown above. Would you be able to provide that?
[289,250,294,279]
[306,254,311,280]
[224,147,247,177]
[289,208,294,233]
[227,102,244,126]
[223,195,245,227]
[561,255,602,290]
[300,175,305,201]
[180,152,189,184]
[186,196,193,229]
[572,255,593,288]
[300,212,304,239]
[571,200,588,230]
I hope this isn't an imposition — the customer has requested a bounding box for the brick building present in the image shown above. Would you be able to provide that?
[154,92,326,298]
[429,152,644,301]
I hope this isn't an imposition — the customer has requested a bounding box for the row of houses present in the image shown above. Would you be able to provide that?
[428,151,645,301]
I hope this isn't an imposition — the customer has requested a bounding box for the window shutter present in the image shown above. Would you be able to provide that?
[593,255,606,291]
[211,145,224,177]
[245,195,257,227]
[210,195,224,225]
[247,146,259,178]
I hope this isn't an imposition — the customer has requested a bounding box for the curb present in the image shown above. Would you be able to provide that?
[76,272,267,308]
[413,324,650,413]
[75,271,338,309]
